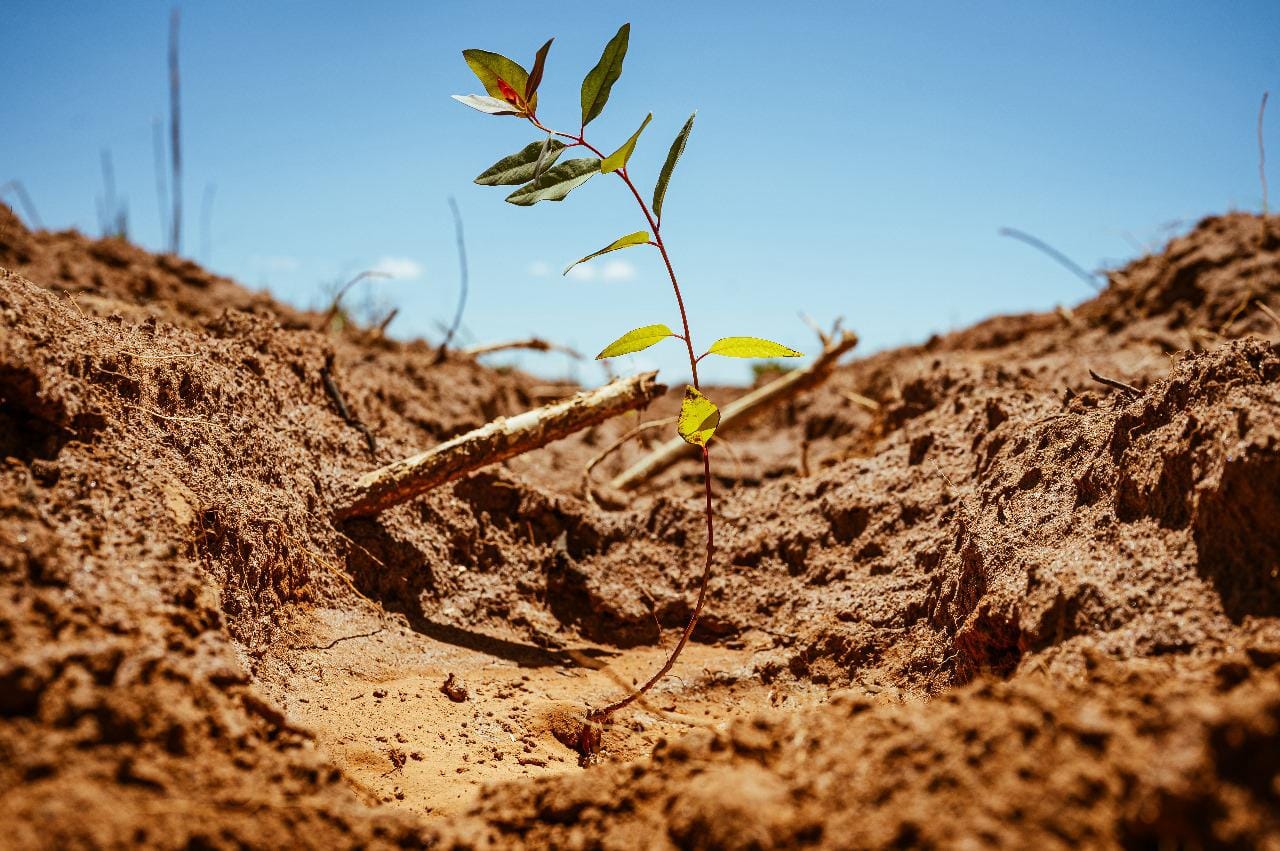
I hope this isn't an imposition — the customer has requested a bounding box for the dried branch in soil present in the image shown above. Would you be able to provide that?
[334,371,664,519]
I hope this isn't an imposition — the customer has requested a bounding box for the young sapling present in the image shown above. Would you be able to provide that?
[453,24,802,732]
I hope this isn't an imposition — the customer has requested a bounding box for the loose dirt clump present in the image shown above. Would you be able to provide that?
[1,203,1278,848]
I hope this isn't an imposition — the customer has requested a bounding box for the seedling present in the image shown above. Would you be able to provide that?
[454,24,801,726]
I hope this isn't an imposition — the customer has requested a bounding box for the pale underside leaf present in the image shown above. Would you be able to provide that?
[452,94,522,116]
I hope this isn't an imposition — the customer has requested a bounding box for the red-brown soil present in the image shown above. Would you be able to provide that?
[1,202,1277,849]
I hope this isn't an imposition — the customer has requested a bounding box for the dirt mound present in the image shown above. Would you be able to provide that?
[439,657,1280,849]
[1,204,1278,848]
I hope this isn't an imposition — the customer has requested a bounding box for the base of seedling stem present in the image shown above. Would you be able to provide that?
[529,114,717,726]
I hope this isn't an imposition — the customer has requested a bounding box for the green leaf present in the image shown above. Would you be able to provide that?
[564,231,650,275]
[525,38,553,102]
[601,113,652,174]
[505,158,601,206]
[580,23,629,127]
[704,337,803,359]
[462,49,533,111]
[677,386,719,446]
[474,139,568,185]
[595,323,674,359]
[452,94,522,116]
[653,112,695,220]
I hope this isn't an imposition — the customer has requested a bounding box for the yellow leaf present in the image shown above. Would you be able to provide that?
[705,336,802,359]
[564,231,650,275]
[601,113,652,173]
[596,324,673,359]
[677,386,719,446]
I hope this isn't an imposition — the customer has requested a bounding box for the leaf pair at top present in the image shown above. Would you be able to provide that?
[593,326,802,362]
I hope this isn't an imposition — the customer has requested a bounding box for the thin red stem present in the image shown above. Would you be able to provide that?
[594,446,713,718]
[529,114,715,719]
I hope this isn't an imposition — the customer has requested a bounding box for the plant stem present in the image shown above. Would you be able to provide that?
[531,114,715,719]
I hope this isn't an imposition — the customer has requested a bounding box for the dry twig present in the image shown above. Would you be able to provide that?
[463,337,584,360]
[1257,300,1280,332]
[1,179,43,229]
[1260,91,1270,217]
[999,226,1103,292]
[168,8,182,253]
[321,353,377,455]
[581,416,675,507]
[840,390,880,411]
[1087,369,1141,399]
[435,197,468,361]
[318,271,392,332]
[335,371,664,519]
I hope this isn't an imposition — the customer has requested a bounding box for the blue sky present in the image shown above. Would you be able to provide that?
[3,2,1277,384]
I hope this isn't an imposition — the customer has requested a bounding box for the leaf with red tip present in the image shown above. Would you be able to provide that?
[462,49,531,110]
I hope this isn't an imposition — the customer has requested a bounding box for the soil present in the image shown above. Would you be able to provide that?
[1,201,1278,849]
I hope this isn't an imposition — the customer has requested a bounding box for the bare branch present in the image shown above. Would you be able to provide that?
[1261,91,1270,217]
[168,7,182,254]
[318,270,392,332]
[840,390,880,411]
[1088,368,1141,399]
[462,337,584,360]
[335,372,665,520]
[1,179,44,230]
[1256,299,1280,331]
[435,197,469,362]
[999,226,1104,292]
[581,416,675,507]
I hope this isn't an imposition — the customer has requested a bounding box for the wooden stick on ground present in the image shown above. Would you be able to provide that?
[335,372,664,520]
[609,330,859,491]
[462,337,584,360]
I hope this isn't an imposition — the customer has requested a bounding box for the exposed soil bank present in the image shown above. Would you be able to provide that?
[1,204,1277,848]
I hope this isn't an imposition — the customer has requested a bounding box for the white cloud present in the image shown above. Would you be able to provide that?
[527,260,552,277]
[252,254,300,272]
[564,259,637,282]
[371,256,424,280]
[601,259,637,281]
